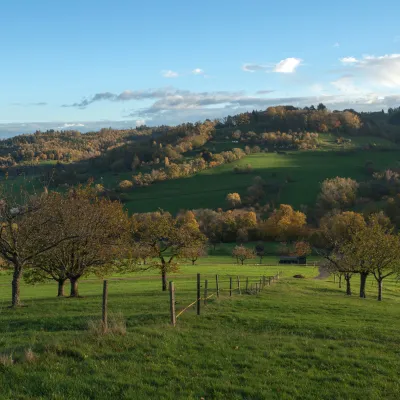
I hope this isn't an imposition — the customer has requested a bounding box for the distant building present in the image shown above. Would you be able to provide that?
[279,256,307,265]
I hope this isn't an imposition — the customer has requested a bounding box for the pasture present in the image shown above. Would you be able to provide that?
[1,255,399,399]
[122,149,400,214]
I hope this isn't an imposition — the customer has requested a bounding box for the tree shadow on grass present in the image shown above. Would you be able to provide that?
[304,287,344,294]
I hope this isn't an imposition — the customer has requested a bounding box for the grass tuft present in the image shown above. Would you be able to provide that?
[24,348,37,363]
[0,353,13,367]
[88,312,127,337]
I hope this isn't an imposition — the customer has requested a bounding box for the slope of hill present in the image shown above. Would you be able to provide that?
[2,107,400,215]
[121,148,400,214]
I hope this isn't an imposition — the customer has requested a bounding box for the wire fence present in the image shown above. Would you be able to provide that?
[97,271,283,331]
[169,272,283,326]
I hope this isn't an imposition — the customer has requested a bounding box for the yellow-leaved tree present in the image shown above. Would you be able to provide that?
[261,204,306,241]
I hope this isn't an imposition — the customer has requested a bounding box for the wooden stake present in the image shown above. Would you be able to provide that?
[169,281,176,326]
[246,277,249,292]
[197,273,201,315]
[216,274,220,298]
[204,280,208,305]
[237,276,241,295]
[229,277,232,297]
[259,278,262,291]
[102,280,108,333]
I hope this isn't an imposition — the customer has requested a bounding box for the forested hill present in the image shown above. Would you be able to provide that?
[2,106,400,170]
[1,105,400,203]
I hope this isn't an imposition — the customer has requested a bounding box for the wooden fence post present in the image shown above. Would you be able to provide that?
[169,281,176,326]
[237,276,241,295]
[197,273,201,315]
[263,276,266,288]
[255,283,258,293]
[216,275,220,298]
[246,277,249,292]
[204,280,208,305]
[259,278,262,290]
[268,277,271,286]
[102,280,108,333]
[229,277,232,297]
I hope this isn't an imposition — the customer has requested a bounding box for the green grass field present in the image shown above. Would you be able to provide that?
[121,149,400,214]
[1,255,399,399]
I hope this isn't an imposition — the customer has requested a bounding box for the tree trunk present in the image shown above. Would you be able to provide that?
[359,272,368,298]
[69,277,80,297]
[345,274,352,296]
[11,265,23,307]
[377,279,383,301]
[241,259,244,265]
[338,274,342,289]
[161,267,167,292]
[57,279,66,297]
[192,259,195,266]
[259,256,263,264]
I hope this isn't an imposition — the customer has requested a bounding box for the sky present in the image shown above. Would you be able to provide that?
[1,0,400,137]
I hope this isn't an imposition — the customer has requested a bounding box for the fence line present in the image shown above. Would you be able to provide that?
[100,271,283,330]
[170,271,283,326]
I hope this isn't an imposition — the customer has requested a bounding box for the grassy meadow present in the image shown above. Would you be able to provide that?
[1,254,400,399]
[122,148,400,214]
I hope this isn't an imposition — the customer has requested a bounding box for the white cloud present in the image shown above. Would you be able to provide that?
[340,54,400,87]
[340,57,358,64]
[57,123,85,129]
[192,68,205,75]
[273,58,302,73]
[243,58,302,74]
[135,119,146,127]
[162,70,179,78]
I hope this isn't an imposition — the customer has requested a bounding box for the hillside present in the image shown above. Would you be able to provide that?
[1,107,400,215]
[121,147,400,214]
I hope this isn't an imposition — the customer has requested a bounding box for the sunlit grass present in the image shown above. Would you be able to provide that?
[1,254,399,399]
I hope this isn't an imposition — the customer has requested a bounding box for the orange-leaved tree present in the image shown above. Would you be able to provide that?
[130,211,206,291]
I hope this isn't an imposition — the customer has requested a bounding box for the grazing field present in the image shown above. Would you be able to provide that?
[122,149,400,214]
[1,256,399,400]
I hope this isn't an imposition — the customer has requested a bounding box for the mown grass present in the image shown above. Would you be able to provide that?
[1,256,399,400]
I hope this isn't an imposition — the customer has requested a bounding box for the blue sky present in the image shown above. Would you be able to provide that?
[1,0,400,136]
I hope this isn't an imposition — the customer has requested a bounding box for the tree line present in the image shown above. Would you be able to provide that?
[1,178,399,307]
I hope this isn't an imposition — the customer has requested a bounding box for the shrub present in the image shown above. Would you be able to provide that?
[234,164,253,174]
[226,193,242,209]
[118,180,133,191]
